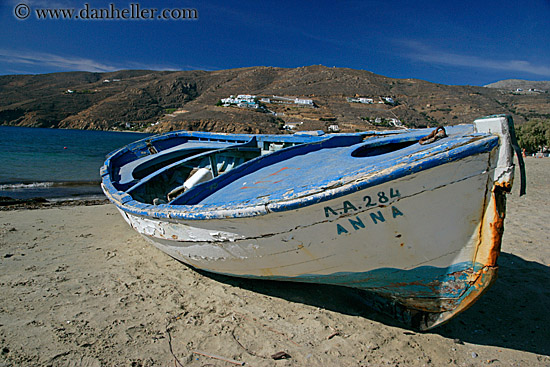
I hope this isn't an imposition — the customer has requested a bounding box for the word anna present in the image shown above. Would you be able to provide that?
[322,188,404,235]
[334,206,404,235]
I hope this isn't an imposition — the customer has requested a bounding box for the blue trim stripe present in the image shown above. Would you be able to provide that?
[207,261,476,300]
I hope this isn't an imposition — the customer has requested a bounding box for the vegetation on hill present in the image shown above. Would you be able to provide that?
[516,119,550,154]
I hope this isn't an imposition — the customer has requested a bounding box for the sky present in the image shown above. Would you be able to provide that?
[1,0,549,86]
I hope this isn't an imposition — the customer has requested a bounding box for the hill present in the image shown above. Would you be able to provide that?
[484,79,550,91]
[1,66,549,134]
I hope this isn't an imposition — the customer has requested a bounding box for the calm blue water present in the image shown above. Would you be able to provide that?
[0,126,151,200]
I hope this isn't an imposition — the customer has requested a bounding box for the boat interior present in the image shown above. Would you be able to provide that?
[128,142,263,205]
[109,134,312,205]
[104,125,492,208]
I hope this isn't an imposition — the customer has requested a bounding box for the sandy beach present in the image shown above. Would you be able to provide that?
[1,158,549,367]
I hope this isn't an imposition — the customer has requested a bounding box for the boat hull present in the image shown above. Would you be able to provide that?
[117,150,504,329]
[104,115,523,330]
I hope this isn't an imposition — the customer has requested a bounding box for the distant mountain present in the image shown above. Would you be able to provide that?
[484,79,550,91]
[1,66,549,134]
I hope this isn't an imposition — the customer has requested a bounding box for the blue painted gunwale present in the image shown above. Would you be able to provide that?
[101,125,498,220]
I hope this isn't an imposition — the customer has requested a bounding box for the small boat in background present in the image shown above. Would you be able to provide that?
[101,114,525,330]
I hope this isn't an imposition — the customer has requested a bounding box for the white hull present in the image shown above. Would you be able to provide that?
[121,152,498,307]
[104,115,522,329]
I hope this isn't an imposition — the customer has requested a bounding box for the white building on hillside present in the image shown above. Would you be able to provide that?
[284,121,303,130]
[294,98,314,106]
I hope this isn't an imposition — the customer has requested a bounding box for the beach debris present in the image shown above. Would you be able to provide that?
[165,313,186,367]
[193,350,245,366]
[471,352,478,358]
[0,196,48,207]
[231,328,262,358]
[327,331,340,340]
[271,351,291,360]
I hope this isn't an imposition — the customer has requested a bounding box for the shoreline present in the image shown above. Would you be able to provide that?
[0,196,109,210]
[0,157,549,366]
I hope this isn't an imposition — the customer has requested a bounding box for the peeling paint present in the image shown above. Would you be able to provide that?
[102,115,521,330]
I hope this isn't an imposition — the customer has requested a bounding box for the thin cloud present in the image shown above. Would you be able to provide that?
[0,48,119,72]
[0,48,218,74]
[400,40,550,78]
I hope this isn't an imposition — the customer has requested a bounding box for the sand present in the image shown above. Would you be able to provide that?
[1,158,549,367]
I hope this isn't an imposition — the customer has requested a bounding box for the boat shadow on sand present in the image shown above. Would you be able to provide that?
[194,252,550,356]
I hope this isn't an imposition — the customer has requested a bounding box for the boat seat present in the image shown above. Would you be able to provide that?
[118,140,234,186]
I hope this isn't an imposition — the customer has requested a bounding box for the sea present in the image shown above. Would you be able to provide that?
[0,126,151,201]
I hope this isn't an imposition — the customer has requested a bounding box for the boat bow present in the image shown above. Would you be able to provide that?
[101,115,523,331]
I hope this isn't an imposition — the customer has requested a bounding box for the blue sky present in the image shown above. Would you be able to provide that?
[1,0,549,86]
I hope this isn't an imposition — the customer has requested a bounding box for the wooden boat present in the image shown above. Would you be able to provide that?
[101,114,525,330]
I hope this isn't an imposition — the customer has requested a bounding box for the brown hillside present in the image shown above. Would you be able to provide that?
[1,66,549,133]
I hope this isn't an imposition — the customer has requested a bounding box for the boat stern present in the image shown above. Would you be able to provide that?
[367,115,524,331]
[474,114,525,195]
[473,114,523,269]
[424,115,523,329]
